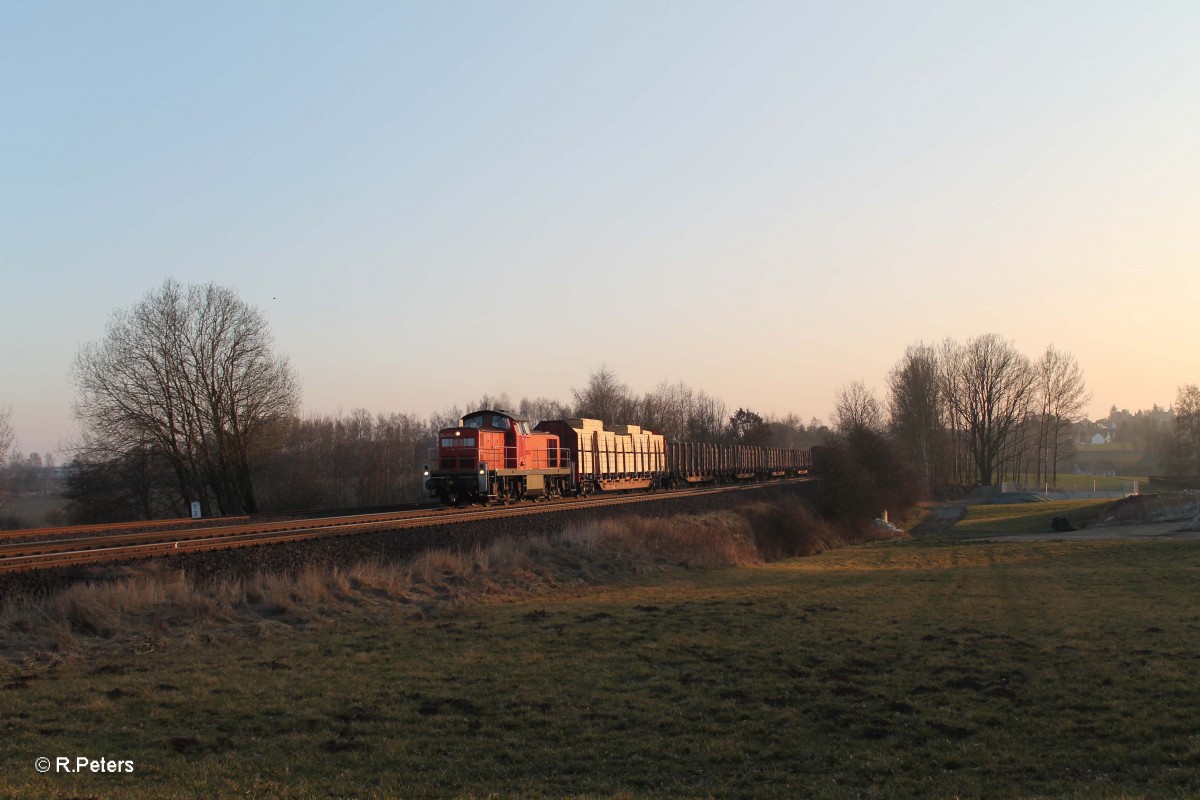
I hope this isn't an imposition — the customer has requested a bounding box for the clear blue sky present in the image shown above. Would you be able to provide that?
[3,1,1198,457]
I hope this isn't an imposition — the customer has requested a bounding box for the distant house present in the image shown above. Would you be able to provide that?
[1089,420,1116,445]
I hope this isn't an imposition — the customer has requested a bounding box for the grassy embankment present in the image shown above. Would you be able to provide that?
[3,500,1199,799]
[952,499,1120,536]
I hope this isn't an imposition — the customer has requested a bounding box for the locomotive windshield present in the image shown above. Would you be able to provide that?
[459,412,521,431]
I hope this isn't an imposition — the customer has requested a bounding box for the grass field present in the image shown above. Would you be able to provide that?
[1002,474,1144,492]
[3,527,1199,799]
[952,499,1119,535]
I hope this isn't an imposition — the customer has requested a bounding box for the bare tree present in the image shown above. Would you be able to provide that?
[517,396,573,428]
[429,404,466,433]
[833,380,883,437]
[683,390,727,443]
[887,343,948,495]
[942,334,1036,486]
[936,337,971,483]
[631,380,727,441]
[0,407,13,509]
[639,380,693,439]
[73,280,300,516]
[0,407,13,468]
[1034,345,1090,486]
[571,365,635,423]
[1170,384,1200,477]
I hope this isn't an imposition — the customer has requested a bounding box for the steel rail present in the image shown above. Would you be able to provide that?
[0,479,811,574]
[0,500,444,543]
[0,516,255,543]
[0,506,479,557]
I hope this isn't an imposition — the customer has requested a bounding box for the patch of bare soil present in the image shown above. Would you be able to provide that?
[908,502,968,536]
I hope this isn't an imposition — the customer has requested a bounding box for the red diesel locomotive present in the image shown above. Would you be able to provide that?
[423,409,812,506]
[423,410,572,505]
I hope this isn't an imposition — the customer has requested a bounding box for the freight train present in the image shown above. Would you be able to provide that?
[422,409,811,505]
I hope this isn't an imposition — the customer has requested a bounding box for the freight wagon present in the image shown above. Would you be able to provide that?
[423,409,811,505]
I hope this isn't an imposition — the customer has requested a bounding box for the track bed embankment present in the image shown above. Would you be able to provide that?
[0,481,819,599]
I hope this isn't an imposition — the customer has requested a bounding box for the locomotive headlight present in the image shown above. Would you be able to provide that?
[479,468,485,475]
[422,465,430,477]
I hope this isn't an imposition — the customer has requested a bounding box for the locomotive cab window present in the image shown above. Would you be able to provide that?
[442,436,477,447]
[462,415,485,429]
[492,415,511,430]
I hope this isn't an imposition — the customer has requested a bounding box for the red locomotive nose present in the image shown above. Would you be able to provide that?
[424,409,572,505]
[437,429,479,471]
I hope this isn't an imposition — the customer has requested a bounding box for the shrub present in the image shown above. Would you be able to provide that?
[814,430,922,524]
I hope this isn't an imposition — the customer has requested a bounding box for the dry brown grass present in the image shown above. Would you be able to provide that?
[0,499,900,670]
[564,511,760,569]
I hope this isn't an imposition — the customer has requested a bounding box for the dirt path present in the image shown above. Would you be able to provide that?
[907,501,969,536]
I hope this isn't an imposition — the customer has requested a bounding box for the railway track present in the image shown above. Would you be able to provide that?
[0,500,441,543]
[0,480,812,574]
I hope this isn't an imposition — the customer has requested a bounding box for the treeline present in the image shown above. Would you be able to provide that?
[559,366,829,449]
[61,348,1200,524]
[63,360,833,523]
[49,280,913,524]
[0,452,58,497]
[64,410,437,522]
[55,281,1196,525]
[842,335,1200,495]
[1081,395,1200,478]
[248,375,834,515]
[841,335,1091,497]
[1080,405,1175,474]
[61,411,430,522]
[1161,385,1200,478]
[0,409,62,528]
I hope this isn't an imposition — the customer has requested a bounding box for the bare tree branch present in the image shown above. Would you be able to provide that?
[941,334,1036,486]
[0,407,14,467]
[72,280,300,516]
[887,343,948,495]
[833,380,883,437]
